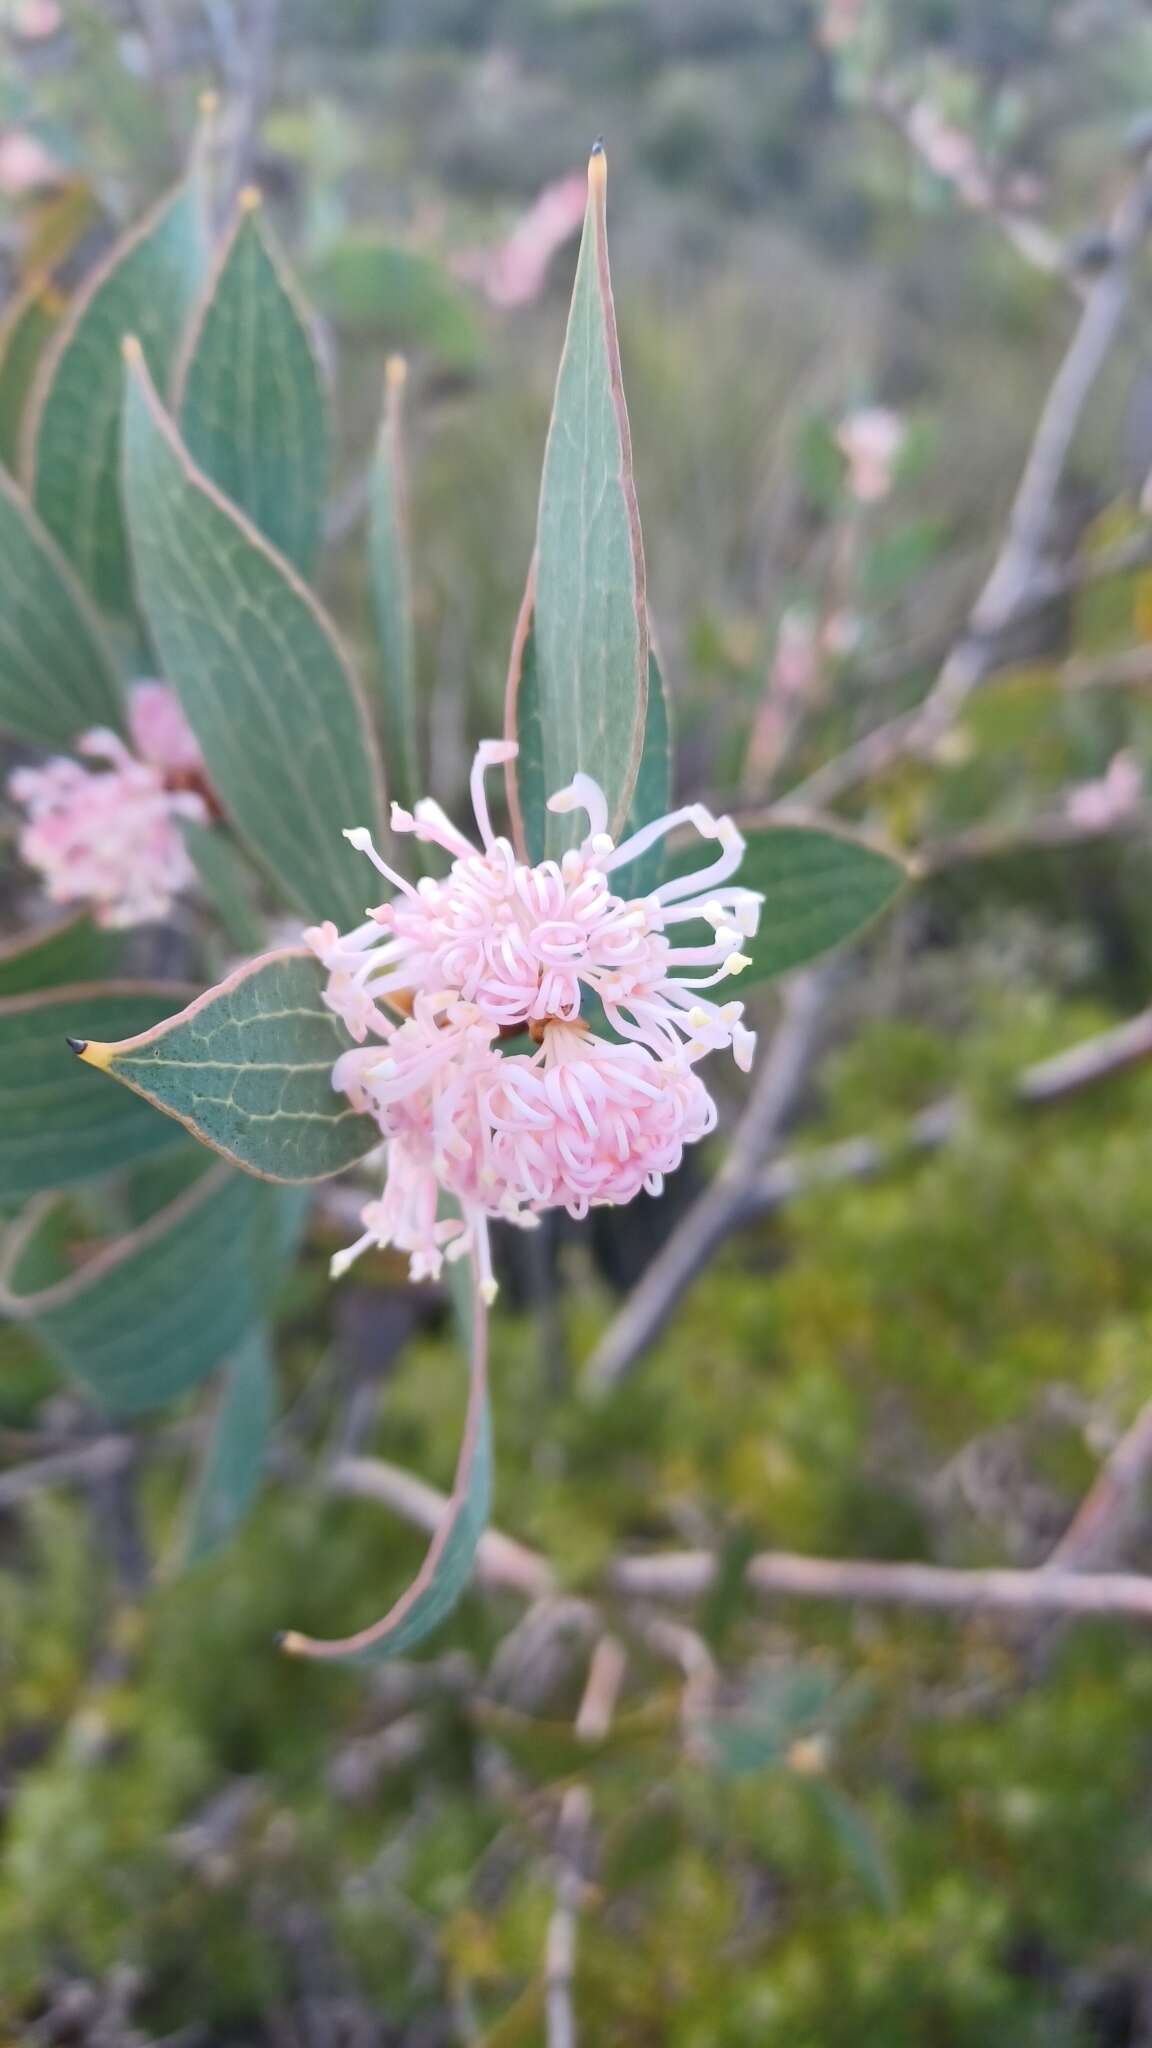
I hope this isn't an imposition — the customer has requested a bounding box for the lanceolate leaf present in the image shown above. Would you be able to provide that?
[369,355,419,809]
[183,1325,275,1563]
[510,618,669,883]
[176,193,329,575]
[281,1271,491,1663]
[0,278,64,473]
[0,468,125,747]
[26,177,209,613]
[532,146,647,855]
[0,915,111,1000]
[0,1163,300,1415]
[614,646,672,896]
[121,350,387,929]
[0,983,193,1201]
[666,822,906,986]
[73,950,378,1183]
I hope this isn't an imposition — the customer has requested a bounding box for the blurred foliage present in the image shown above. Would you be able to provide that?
[4,988,1152,2038]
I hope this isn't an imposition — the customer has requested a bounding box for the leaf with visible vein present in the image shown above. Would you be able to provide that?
[26,177,209,612]
[176,194,329,575]
[74,950,378,1183]
[532,145,647,854]
[0,983,193,1202]
[183,1325,275,1563]
[280,1270,491,1663]
[732,823,907,982]
[0,1163,298,1415]
[369,355,419,808]
[121,349,387,929]
[0,468,125,747]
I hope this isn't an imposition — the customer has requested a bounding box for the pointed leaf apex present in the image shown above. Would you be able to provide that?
[385,353,408,390]
[589,140,607,186]
[239,184,263,214]
[121,333,144,364]
[73,1037,112,1069]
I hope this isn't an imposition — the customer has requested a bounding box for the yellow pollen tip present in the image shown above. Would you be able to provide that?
[687,1007,709,1028]
[480,1278,499,1306]
[277,1631,309,1657]
[725,953,752,975]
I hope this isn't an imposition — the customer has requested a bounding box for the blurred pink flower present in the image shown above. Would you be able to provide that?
[1064,751,1143,832]
[310,740,762,1295]
[905,100,991,208]
[818,0,864,49]
[455,172,587,309]
[8,683,210,928]
[835,405,906,504]
[0,129,64,196]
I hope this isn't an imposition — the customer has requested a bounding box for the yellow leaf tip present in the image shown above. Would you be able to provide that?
[385,353,408,389]
[588,139,607,186]
[239,184,263,213]
[70,1037,112,1070]
[121,334,144,364]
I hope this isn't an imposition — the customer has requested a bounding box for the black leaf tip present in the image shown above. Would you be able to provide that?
[591,136,605,155]
[65,1037,87,1055]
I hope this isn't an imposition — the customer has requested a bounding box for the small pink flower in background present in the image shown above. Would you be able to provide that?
[8,683,210,929]
[1065,751,1143,832]
[0,128,64,196]
[835,405,906,505]
[905,100,990,209]
[309,740,762,1296]
[818,0,864,49]
[11,0,62,39]
[772,608,822,701]
[454,172,588,310]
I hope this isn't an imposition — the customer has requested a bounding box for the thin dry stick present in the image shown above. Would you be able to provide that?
[545,1636,627,2048]
[607,1551,1152,1620]
[785,158,1152,813]
[584,965,836,1390]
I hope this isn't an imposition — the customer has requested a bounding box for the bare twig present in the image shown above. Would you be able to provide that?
[584,966,835,1390]
[607,1549,1152,1620]
[785,161,1152,813]
[1045,1399,1152,1572]
[545,1636,627,2048]
[0,1435,134,1508]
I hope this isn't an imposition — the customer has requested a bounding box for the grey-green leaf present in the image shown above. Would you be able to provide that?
[0,468,125,747]
[75,950,379,1183]
[177,197,328,575]
[0,915,112,1000]
[0,1163,298,1415]
[121,349,387,929]
[0,279,63,473]
[664,823,907,986]
[511,629,669,883]
[734,825,907,982]
[281,1271,491,1664]
[369,356,419,809]
[0,983,193,1202]
[27,178,209,613]
[532,148,648,855]
[183,1325,275,1563]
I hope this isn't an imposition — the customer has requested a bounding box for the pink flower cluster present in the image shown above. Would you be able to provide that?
[8,683,209,928]
[308,741,763,1300]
